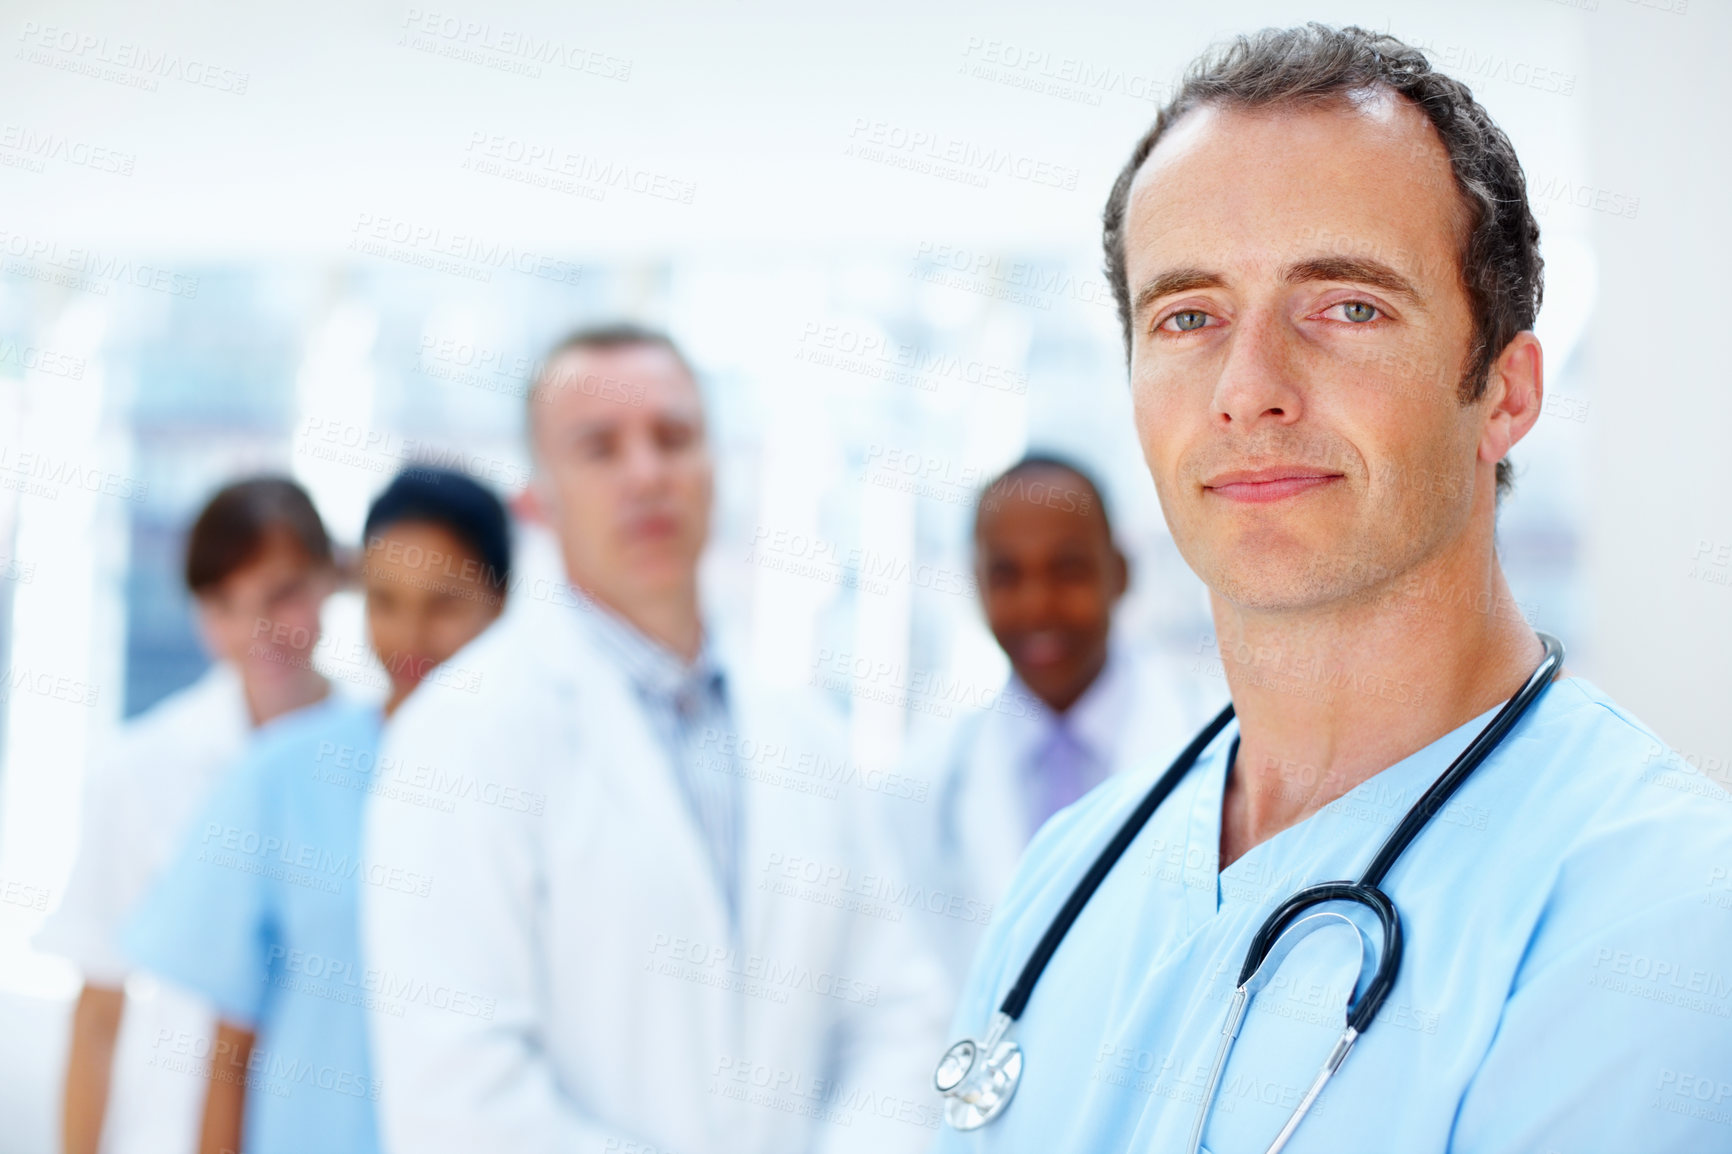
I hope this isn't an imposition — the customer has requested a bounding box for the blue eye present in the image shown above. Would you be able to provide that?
[1340,301,1378,323]
[1169,310,1210,332]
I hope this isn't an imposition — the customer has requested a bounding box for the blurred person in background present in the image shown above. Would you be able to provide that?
[915,455,1211,981]
[120,466,510,1154]
[363,324,950,1154]
[35,477,337,1154]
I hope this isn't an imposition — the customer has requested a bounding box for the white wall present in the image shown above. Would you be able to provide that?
[1583,0,1731,770]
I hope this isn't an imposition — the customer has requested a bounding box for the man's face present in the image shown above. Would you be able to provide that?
[975,466,1126,714]
[1122,93,1489,613]
[529,343,713,605]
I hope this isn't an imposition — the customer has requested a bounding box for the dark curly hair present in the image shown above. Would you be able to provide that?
[1102,23,1544,499]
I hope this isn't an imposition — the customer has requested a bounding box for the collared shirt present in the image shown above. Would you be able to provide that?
[580,600,743,929]
[1004,651,1135,835]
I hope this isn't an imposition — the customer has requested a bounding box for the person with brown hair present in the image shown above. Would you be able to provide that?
[37,477,337,1154]
[362,325,949,1154]
[931,24,1732,1151]
[120,466,511,1154]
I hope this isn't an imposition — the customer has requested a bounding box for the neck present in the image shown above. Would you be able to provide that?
[567,568,703,665]
[1214,542,1541,869]
[243,668,329,728]
[613,596,704,662]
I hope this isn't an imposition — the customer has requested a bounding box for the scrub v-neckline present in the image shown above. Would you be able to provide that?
[1178,705,1508,929]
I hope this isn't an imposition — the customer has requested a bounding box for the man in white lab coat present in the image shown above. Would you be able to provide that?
[918,456,1213,981]
[362,325,950,1154]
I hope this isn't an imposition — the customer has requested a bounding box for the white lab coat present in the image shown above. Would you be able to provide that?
[362,596,951,1154]
[908,646,1217,984]
[35,666,249,1154]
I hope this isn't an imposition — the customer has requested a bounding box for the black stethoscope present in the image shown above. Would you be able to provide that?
[935,633,1564,1153]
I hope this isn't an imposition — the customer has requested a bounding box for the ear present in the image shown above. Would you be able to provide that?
[1478,331,1544,471]
[189,595,224,660]
[332,545,362,589]
[512,480,550,526]
[1110,546,1130,603]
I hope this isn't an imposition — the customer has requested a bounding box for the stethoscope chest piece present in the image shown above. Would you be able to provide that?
[936,1011,1024,1130]
[933,1039,977,1093]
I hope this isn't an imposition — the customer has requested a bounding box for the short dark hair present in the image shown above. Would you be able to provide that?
[363,467,512,591]
[184,476,333,596]
[528,321,696,412]
[974,453,1116,542]
[1102,23,1543,499]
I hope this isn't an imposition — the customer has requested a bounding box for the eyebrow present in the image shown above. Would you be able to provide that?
[1284,255,1424,306]
[1132,268,1224,321]
[1131,254,1426,319]
[564,418,619,442]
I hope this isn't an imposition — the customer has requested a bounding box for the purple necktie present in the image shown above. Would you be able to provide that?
[1028,720,1093,834]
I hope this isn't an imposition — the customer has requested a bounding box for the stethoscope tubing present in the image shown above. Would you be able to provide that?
[996,704,1238,1021]
[942,632,1565,1140]
[993,632,1563,1031]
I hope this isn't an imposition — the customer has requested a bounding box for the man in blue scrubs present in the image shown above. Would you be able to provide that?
[934,24,1732,1153]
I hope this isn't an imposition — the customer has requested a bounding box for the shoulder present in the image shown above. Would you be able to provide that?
[386,610,575,739]
[1521,678,1731,842]
[377,609,602,807]
[81,669,248,810]
[1486,678,1732,975]
[725,673,850,793]
[102,666,243,761]
[913,708,987,810]
[243,697,381,782]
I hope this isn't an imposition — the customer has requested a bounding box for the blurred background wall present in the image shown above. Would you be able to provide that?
[0,0,1725,1150]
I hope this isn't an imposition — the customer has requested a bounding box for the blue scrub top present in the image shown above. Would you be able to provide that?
[932,678,1732,1153]
[125,696,387,1154]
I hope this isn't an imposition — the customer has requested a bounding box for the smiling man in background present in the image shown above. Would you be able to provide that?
[917,455,1208,982]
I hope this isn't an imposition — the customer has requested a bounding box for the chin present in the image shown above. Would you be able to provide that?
[1195,545,1349,614]
[619,555,694,595]
[1211,577,1335,614]
[247,651,309,679]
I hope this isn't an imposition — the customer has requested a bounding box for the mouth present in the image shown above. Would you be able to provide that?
[623,512,680,541]
[1202,466,1344,504]
[1009,630,1074,669]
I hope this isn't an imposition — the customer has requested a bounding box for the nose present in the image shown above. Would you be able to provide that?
[997,568,1055,617]
[618,429,670,494]
[1210,309,1304,430]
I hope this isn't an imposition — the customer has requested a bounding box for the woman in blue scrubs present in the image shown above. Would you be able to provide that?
[123,466,511,1154]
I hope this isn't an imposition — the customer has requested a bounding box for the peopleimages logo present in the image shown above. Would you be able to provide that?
[398,8,633,80]
[14,21,250,94]
[844,117,1080,191]
[759,853,991,925]
[0,228,199,298]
